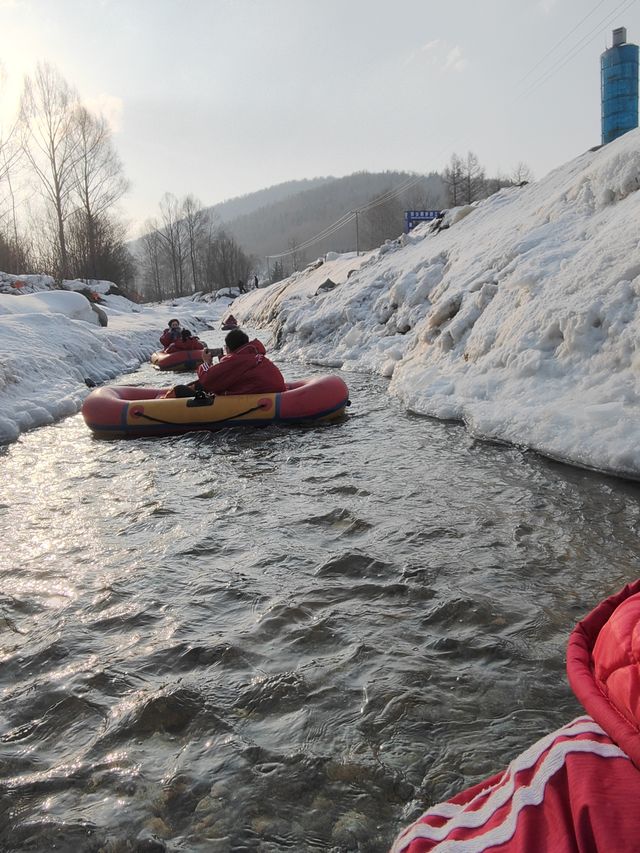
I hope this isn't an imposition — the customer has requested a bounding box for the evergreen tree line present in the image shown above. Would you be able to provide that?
[0,62,135,288]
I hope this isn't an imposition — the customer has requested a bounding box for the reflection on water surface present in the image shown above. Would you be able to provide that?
[1,363,639,851]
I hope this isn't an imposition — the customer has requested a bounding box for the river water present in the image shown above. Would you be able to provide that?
[1,361,640,852]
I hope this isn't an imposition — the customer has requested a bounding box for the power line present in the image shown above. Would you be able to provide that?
[269,0,639,264]
[269,176,424,258]
[447,0,638,164]
[267,174,428,260]
[267,211,356,260]
[358,175,425,213]
[355,175,421,211]
[516,0,610,86]
[519,0,638,100]
[520,0,637,99]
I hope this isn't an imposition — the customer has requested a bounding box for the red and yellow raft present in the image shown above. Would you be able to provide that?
[150,349,205,371]
[82,375,350,438]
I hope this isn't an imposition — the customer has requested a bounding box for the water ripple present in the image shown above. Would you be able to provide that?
[1,365,639,850]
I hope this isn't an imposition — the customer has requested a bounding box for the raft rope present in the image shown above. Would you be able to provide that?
[131,403,267,427]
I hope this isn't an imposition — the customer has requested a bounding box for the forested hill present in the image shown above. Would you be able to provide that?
[210,177,335,223]
[221,171,448,264]
[129,170,449,300]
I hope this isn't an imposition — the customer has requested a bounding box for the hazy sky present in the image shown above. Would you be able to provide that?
[1,0,638,234]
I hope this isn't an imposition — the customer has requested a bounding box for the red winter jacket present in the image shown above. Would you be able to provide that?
[165,337,204,353]
[160,328,181,348]
[392,579,640,853]
[196,339,286,395]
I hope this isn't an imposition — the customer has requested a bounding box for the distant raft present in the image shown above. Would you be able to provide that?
[82,375,350,439]
[150,349,205,371]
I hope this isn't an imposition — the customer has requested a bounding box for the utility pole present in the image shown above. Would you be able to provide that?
[355,210,359,256]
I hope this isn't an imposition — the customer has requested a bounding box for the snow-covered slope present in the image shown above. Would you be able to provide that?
[231,130,640,479]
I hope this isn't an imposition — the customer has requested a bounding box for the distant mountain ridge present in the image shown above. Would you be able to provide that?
[219,171,448,264]
[210,176,335,223]
[130,170,448,292]
[127,176,334,262]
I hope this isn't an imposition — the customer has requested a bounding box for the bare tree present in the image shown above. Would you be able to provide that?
[403,180,447,214]
[28,205,60,274]
[205,228,252,291]
[462,151,486,204]
[140,218,165,301]
[66,209,134,287]
[199,208,221,292]
[157,192,187,297]
[444,153,465,207]
[0,65,28,272]
[511,161,534,184]
[71,106,129,279]
[0,64,22,188]
[484,172,511,197]
[0,150,27,273]
[134,200,221,299]
[19,62,82,279]
[181,194,207,292]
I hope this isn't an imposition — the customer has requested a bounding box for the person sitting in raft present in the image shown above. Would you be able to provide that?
[391,578,640,853]
[164,329,205,353]
[197,329,285,395]
[159,318,182,348]
[222,313,238,328]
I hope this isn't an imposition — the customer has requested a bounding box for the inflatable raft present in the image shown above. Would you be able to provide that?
[150,349,205,371]
[82,375,349,438]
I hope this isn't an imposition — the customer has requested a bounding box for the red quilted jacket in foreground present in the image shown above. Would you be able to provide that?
[392,579,640,853]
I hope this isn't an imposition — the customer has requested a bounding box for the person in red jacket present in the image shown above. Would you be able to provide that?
[164,329,205,353]
[197,328,285,395]
[392,578,640,853]
[160,318,181,348]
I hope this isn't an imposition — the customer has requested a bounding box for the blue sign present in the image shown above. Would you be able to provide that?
[404,210,442,232]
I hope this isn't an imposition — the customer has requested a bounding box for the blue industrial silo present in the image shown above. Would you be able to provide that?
[601,27,639,144]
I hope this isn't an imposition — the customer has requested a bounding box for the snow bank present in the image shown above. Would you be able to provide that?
[231,129,640,479]
[0,290,100,324]
[0,286,233,444]
[0,272,118,297]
